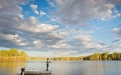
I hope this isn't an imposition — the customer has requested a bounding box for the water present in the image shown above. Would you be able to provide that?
[0,61,121,75]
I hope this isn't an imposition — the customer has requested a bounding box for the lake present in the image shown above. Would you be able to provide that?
[0,61,121,75]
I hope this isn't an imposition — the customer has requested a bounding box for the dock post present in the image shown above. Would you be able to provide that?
[21,68,25,75]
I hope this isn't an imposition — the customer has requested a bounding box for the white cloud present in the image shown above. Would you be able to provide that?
[51,40,71,48]
[17,14,24,19]
[0,33,27,46]
[74,35,91,42]
[58,26,94,37]
[24,11,30,15]
[30,4,39,14]
[0,0,63,50]
[0,0,121,56]
[47,0,55,7]
[30,4,37,10]
[49,2,55,7]
[49,32,63,39]
[59,31,69,36]
[49,0,121,25]
[34,10,39,14]
[73,35,103,49]
[51,17,56,21]
[18,17,59,33]
[112,38,120,43]
[34,40,43,48]
[74,35,92,48]
[110,26,121,36]
[40,10,46,17]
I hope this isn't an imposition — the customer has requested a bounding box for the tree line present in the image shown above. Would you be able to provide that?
[83,52,121,60]
[1,48,121,61]
[30,57,47,60]
[50,52,121,61]
[50,57,83,61]
[0,48,28,60]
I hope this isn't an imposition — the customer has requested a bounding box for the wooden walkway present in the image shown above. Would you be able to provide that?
[23,70,51,75]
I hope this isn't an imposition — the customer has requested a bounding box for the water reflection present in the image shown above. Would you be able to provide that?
[0,61,121,75]
[0,61,26,75]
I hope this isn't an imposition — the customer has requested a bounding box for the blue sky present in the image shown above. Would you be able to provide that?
[0,0,121,57]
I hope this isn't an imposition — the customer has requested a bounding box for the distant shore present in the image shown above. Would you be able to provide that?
[0,48,121,61]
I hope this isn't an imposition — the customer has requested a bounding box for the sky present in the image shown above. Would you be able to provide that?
[0,0,121,57]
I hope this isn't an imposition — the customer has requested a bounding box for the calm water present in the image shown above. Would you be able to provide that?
[0,61,121,75]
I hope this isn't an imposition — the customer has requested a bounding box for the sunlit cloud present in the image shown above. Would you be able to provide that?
[0,0,121,56]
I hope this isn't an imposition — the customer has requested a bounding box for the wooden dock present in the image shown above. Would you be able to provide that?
[20,68,51,75]
[23,70,51,75]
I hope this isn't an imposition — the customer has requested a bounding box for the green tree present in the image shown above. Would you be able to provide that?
[101,52,109,60]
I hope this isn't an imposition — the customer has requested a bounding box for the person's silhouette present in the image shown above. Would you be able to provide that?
[46,58,51,71]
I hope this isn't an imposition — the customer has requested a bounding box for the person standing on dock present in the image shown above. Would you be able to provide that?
[46,58,51,71]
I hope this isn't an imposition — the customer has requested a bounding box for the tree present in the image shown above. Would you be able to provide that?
[101,52,109,60]
[0,48,28,60]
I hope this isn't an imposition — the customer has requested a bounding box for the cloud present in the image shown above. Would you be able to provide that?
[49,0,121,25]
[112,38,120,43]
[102,42,121,52]
[59,30,69,36]
[73,35,102,49]
[47,0,55,7]
[0,0,121,56]
[30,4,39,14]
[58,25,94,37]
[40,10,47,17]
[51,40,71,48]
[33,40,43,48]
[98,42,106,46]
[110,25,121,36]
[24,11,30,15]
[17,17,59,33]
[50,17,56,21]
[30,4,37,10]
[0,33,27,47]
[111,0,121,5]
[0,0,63,51]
